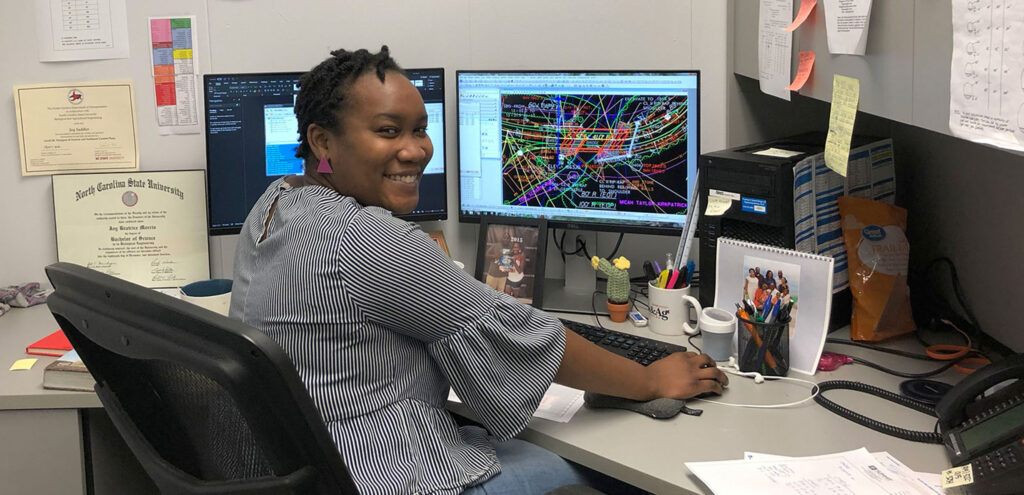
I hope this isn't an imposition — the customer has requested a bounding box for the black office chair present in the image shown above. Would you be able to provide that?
[45,262,360,494]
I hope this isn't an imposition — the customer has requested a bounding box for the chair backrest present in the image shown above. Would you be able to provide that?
[45,263,360,495]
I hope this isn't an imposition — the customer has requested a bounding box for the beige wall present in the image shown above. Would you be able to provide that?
[0,0,728,285]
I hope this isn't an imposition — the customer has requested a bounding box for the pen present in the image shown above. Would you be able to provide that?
[677,267,688,288]
[666,270,680,290]
[778,298,795,322]
[685,260,695,286]
[653,260,662,274]
[735,303,777,369]
[657,270,669,289]
[766,296,782,322]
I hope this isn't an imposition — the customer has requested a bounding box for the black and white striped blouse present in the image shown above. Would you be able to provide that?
[230,178,565,495]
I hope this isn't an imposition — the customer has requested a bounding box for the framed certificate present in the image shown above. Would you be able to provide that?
[14,80,139,176]
[52,170,210,288]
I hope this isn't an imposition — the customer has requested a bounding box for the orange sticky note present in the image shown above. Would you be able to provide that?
[783,0,817,32]
[787,51,815,90]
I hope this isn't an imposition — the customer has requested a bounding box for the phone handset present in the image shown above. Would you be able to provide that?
[936,353,1024,431]
[936,352,1024,473]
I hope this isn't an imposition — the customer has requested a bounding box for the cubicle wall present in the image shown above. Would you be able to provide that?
[728,1,1023,351]
[0,0,729,287]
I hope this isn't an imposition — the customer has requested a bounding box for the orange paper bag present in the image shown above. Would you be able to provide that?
[838,196,915,342]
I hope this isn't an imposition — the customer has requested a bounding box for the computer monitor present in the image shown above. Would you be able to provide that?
[204,68,447,235]
[457,70,699,313]
[457,70,699,235]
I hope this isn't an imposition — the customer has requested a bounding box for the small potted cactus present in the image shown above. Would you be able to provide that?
[591,255,631,322]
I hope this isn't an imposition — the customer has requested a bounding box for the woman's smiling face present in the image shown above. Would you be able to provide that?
[322,71,433,213]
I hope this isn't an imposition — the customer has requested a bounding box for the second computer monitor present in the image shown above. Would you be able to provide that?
[457,70,699,235]
[204,68,447,235]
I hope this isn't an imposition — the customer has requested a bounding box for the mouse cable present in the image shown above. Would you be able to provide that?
[694,370,820,409]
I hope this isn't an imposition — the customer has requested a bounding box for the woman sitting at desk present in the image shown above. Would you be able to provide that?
[229,46,727,495]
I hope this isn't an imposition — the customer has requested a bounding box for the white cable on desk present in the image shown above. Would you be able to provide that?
[694,358,821,409]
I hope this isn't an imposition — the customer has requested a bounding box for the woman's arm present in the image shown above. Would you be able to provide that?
[553,329,727,401]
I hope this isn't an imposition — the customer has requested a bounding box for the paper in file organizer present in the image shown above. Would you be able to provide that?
[793,138,895,294]
[714,237,833,375]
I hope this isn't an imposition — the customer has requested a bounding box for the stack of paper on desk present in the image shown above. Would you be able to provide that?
[685,448,944,495]
[448,383,585,423]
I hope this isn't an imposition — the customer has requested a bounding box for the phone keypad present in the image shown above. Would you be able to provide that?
[973,440,1023,479]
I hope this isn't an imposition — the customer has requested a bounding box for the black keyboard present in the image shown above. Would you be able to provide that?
[560,318,687,366]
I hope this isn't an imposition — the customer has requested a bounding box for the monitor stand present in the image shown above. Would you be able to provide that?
[540,231,610,315]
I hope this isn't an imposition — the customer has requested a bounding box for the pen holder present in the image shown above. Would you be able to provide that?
[735,314,790,377]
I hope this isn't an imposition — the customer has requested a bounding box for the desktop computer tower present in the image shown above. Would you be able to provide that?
[697,133,853,331]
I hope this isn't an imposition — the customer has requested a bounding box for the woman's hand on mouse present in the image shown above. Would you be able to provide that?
[645,351,728,399]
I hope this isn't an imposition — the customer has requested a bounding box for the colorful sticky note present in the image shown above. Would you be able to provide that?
[824,74,859,177]
[787,51,816,91]
[10,358,37,371]
[784,0,818,31]
[150,19,172,43]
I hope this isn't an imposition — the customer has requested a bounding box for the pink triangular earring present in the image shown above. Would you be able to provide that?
[317,156,332,173]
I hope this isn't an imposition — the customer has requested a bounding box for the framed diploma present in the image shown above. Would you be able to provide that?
[14,80,139,176]
[52,170,210,288]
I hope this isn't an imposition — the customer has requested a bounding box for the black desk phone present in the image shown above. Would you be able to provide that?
[937,353,1024,494]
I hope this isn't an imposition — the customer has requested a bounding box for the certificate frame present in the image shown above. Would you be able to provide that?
[52,170,210,288]
[475,217,548,308]
[14,80,139,176]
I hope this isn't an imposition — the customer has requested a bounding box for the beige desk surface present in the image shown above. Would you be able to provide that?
[3,305,959,495]
[507,313,959,495]
[0,304,101,410]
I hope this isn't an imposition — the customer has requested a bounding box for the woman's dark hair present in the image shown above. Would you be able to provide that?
[293,45,403,160]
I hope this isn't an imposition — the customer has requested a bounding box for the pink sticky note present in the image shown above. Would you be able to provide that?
[787,51,815,91]
[150,19,172,43]
[783,0,817,32]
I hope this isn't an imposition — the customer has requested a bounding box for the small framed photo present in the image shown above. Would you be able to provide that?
[475,217,547,307]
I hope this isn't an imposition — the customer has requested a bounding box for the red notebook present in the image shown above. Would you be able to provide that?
[26,329,73,357]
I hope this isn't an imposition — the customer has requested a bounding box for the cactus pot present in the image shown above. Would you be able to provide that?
[606,300,630,322]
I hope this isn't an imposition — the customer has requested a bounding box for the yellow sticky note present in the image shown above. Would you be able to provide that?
[10,358,38,371]
[704,196,733,216]
[172,49,193,59]
[824,74,859,177]
[941,464,974,489]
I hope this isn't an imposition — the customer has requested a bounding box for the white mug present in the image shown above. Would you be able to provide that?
[179,279,233,316]
[647,281,702,336]
[699,307,737,361]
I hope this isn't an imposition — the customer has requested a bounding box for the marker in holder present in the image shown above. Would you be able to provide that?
[735,313,790,377]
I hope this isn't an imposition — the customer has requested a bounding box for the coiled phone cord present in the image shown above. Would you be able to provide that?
[814,380,943,444]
